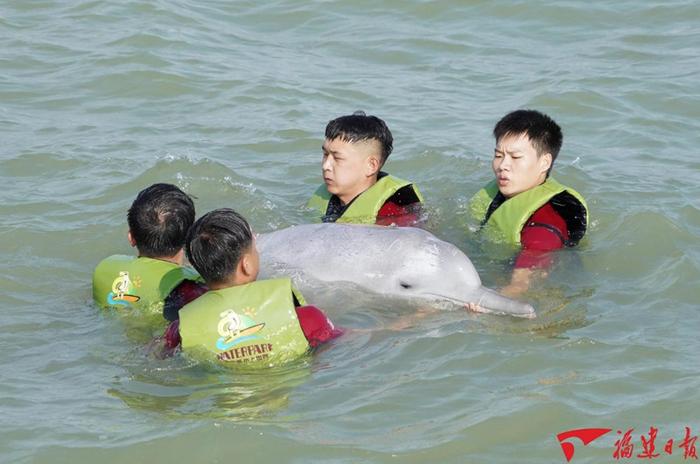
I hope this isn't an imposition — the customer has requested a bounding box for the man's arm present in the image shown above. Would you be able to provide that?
[376,185,423,227]
[163,280,208,322]
[501,267,546,298]
[501,203,568,297]
[295,305,343,347]
[376,200,421,226]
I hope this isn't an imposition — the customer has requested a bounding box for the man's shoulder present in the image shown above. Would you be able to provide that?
[386,184,422,206]
[532,201,563,219]
[529,202,568,229]
[521,202,569,246]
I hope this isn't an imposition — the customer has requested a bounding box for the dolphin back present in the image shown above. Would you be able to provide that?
[258,223,536,318]
[258,223,434,281]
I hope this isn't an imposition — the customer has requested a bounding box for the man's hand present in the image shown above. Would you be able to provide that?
[464,302,484,313]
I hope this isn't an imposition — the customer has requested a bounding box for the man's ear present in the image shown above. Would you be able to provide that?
[127,230,137,247]
[366,155,381,177]
[539,152,553,174]
[240,253,254,278]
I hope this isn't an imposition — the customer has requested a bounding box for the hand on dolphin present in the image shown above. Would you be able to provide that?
[465,302,482,313]
[257,223,536,318]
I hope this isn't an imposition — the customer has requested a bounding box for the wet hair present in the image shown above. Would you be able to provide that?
[127,183,195,258]
[185,208,253,285]
[325,110,394,165]
[493,109,563,175]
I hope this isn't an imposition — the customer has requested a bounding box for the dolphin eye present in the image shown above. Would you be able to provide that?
[400,282,412,289]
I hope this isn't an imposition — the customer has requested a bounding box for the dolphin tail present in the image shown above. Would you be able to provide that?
[474,286,536,318]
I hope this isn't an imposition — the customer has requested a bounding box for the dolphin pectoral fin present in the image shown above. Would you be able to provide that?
[474,286,536,319]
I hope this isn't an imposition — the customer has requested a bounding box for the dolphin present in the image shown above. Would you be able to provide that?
[257,223,535,318]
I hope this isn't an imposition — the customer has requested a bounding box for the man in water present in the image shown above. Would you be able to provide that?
[469,109,588,296]
[92,183,206,319]
[306,111,424,226]
[162,208,342,363]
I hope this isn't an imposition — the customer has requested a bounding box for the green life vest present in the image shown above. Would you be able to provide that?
[179,278,310,367]
[469,177,588,246]
[92,255,202,313]
[306,173,424,224]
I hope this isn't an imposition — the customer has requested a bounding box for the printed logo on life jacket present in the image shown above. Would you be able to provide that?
[215,309,265,351]
[107,271,141,306]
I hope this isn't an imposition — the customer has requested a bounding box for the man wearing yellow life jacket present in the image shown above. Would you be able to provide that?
[162,208,342,366]
[469,110,588,297]
[306,111,424,226]
[92,183,206,319]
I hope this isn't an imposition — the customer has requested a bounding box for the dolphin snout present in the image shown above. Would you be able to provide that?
[475,286,537,318]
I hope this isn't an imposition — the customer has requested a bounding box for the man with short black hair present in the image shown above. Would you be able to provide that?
[307,111,424,226]
[163,208,341,364]
[469,109,588,296]
[92,183,206,318]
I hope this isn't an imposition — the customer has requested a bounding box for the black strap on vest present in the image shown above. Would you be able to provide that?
[479,192,586,247]
[480,192,506,228]
[480,191,586,247]
[391,184,420,206]
[525,221,570,247]
[549,192,587,245]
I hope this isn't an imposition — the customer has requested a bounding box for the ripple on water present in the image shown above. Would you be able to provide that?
[1,0,700,462]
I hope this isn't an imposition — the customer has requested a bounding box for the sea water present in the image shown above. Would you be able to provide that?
[1,1,699,462]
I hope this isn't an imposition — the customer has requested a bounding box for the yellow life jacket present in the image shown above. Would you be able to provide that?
[92,255,201,313]
[179,278,310,367]
[306,173,424,224]
[469,177,588,245]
